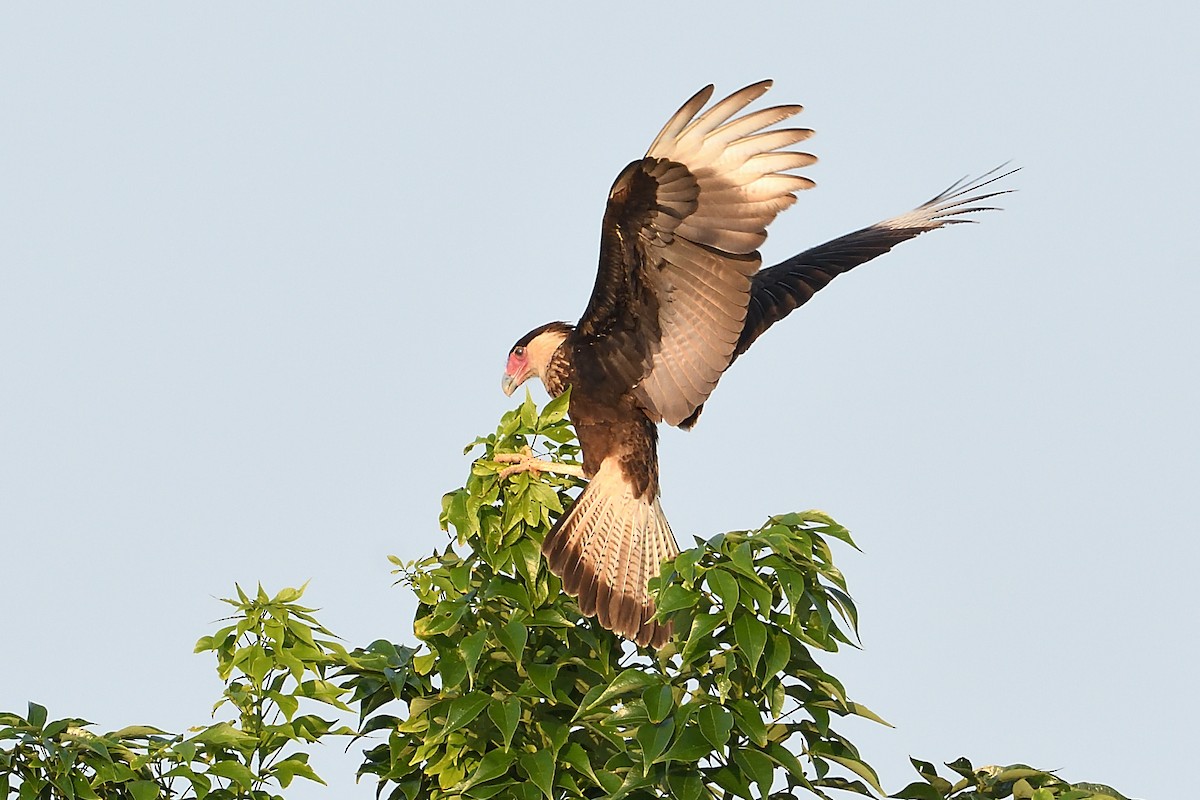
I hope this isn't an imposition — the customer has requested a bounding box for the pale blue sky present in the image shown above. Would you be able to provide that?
[2,4,1196,799]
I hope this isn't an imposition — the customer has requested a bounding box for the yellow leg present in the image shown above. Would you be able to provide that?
[495,446,586,480]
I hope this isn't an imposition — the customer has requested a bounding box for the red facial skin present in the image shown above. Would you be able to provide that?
[501,351,529,396]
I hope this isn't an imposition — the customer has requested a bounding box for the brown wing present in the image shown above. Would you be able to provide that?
[573,82,815,425]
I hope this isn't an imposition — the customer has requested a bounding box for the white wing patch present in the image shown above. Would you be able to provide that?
[637,238,754,426]
[635,81,815,426]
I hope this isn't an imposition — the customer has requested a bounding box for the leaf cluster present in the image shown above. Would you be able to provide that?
[0,396,1138,800]
[895,757,1133,800]
[1,584,355,799]
[348,393,887,800]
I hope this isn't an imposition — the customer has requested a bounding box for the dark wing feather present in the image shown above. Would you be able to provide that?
[736,166,1017,361]
[573,81,816,426]
[571,161,669,398]
[675,166,1016,430]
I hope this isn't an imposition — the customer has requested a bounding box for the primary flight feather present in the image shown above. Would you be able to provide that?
[500,80,1012,648]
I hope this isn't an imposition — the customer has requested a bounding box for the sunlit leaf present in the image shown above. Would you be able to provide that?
[443,692,492,735]
[208,759,256,788]
[576,671,661,719]
[823,753,885,795]
[487,697,521,752]
[642,685,673,724]
[733,613,767,674]
[497,617,528,664]
[127,780,160,800]
[707,568,740,617]
[461,749,517,791]
[460,629,488,689]
[656,584,702,615]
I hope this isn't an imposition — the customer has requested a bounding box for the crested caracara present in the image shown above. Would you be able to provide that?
[500,81,1012,648]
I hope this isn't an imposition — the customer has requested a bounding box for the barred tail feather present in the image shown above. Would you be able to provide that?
[542,460,679,648]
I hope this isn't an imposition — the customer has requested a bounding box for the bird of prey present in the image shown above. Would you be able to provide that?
[499,80,1011,648]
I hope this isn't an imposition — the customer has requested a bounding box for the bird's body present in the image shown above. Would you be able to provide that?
[501,81,1011,648]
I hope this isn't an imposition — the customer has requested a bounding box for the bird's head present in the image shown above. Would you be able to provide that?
[501,321,572,396]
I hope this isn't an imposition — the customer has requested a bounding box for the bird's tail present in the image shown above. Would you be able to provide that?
[542,459,679,648]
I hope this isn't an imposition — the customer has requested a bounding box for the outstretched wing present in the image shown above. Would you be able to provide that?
[734,166,1016,362]
[673,167,1016,431]
[573,81,815,426]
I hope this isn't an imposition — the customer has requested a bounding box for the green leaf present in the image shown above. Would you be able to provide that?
[26,702,47,729]
[413,651,435,675]
[274,584,304,603]
[537,389,571,428]
[763,632,791,677]
[893,781,945,800]
[847,701,891,727]
[766,742,808,783]
[576,670,661,718]
[512,537,543,583]
[110,725,170,739]
[681,613,723,665]
[944,757,976,780]
[734,746,775,795]
[271,754,326,788]
[733,613,767,674]
[462,750,517,791]
[487,697,521,751]
[208,759,256,788]
[730,699,768,747]
[636,717,674,772]
[706,568,740,617]
[42,718,70,737]
[710,764,753,799]
[189,721,257,749]
[519,392,538,430]
[1071,782,1130,800]
[664,725,712,762]
[672,547,703,584]
[729,541,756,577]
[527,662,560,698]
[739,576,774,615]
[997,768,1053,783]
[909,757,943,783]
[656,584,701,615]
[667,770,705,800]
[560,741,600,785]
[127,781,160,800]
[642,685,673,724]
[823,753,884,795]
[497,616,528,663]
[444,692,492,735]
[697,704,733,750]
[519,749,556,800]
[460,629,488,688]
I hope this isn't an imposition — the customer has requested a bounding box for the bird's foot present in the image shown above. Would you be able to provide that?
[495,446,585,480]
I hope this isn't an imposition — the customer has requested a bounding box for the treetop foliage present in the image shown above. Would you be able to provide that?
[1,394,1133,800]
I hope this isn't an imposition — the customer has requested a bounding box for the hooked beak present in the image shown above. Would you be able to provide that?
[501,372,518,396]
